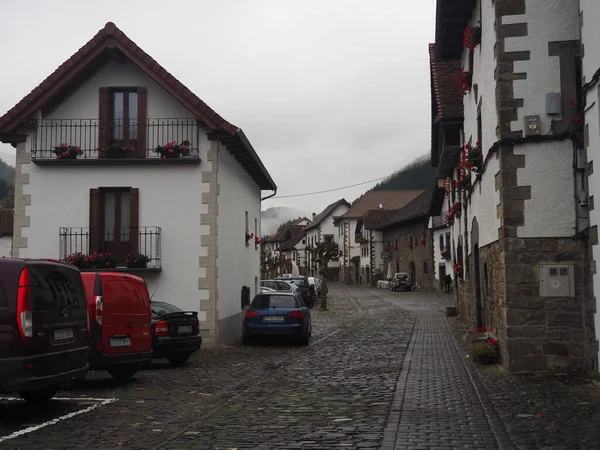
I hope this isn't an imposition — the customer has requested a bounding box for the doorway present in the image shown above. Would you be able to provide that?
[410,262,416,285]
[439,264,446,290]
[474,244,484,327]
[100,188,133,259]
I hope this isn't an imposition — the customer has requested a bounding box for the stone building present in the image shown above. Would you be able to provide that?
[376,190,435,290]
[335,190,423,284]
[433,0,596,372]
[355,209,398,286]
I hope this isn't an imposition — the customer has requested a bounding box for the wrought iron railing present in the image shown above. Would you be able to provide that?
[31,118,200,160]
[59,226,161,268]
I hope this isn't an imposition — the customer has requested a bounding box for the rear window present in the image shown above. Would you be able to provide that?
[288,279,307,288]
[0,281,7,307]
[151,301,182,316]
[29,265,86,312]
[396,273,408,280]
[250,295,298,309]
[103,279,149,314]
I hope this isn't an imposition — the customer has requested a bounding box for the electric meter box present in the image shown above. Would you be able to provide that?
[539,264,575,298]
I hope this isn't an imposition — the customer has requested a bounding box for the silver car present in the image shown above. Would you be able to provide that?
[260,279,298,294]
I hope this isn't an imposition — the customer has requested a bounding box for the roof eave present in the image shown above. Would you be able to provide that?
[435,0,476,60]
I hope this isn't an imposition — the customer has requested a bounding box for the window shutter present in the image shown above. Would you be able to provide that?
[130,188,139,254]
[89,188,100,253]
[137,87,147,158]
[98,88,110,152]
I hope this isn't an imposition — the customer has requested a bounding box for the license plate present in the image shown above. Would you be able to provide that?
[178,325,192,334]
[53,329,74,340]
[263,316,284,321]
[109,337,131,348]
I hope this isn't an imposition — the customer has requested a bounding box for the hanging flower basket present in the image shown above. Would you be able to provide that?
[463,25,481,53]
[419,239,426,246]
[465,142,483,173]
[441,250,451,260]
[453,261,463,278]
[457,71,473,95]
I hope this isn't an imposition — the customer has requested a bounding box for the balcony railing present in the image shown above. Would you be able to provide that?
[59,226,161,270]
[31,118,200,161]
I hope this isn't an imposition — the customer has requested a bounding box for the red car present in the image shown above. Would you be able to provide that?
[81,272,153,380]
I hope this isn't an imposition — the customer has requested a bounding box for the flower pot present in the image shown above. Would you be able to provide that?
[160,152,181,159]
[126,261,148,269]
[56,152,78,160]
[95,261,117,269]
[478,354,496,365]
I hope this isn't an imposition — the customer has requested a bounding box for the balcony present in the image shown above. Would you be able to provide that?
[31,118,201,165]
[59,226,162,272]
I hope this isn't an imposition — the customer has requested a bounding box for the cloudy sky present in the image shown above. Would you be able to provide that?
[0,0,436,215]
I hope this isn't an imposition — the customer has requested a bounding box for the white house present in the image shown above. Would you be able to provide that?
[335,190,422,284]
[0,22,276,346]
[433,0,594,372]
[304,199,350,280]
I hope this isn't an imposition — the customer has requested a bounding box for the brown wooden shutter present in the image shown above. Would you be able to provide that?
[89,188,100,254]
[98,88,110,152]
[130,188,139,254]
[137,87,147,158]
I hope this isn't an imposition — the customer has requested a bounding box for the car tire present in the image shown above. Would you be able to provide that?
[166,353,192,366]
[242,333,253,345]
[19,387,58,403]
[107,363,140,381]
[299,334,310,346]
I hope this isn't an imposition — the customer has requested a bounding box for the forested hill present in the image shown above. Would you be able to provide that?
[0,160,15,208]
[371,155,437,191]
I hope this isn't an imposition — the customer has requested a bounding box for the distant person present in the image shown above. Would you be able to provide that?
[444,274,452,293]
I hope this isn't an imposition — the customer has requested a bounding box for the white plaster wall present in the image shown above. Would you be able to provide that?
[217,146,261,321]
[0,236,12,258]
[323,203,349,269]
[581,0,600,365]
[432,228,451,284]
[504,0,580,136]
[46,59,193,120]
[514,141,575,237]
[467,154,501,247]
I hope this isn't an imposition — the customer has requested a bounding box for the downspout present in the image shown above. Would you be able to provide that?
[261,189,277,201]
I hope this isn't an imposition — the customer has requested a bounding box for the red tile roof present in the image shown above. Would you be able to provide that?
[338,190,424,220]
[429,43,463,123]
[0,22,276,191]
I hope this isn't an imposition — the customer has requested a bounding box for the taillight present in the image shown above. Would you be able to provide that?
[17,268,32,345]
[155,320,169,336]
[289,310,304,318]
[244,310,259,318]
[95,295,103,326]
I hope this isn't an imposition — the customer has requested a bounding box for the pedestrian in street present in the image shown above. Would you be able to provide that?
[444,274,452,293]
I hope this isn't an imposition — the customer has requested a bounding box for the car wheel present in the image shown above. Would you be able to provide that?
[19,387,58,403]
[299,334,310,346]
[107,363,141,381]
[242,333,253,345]
[166,353,192,366]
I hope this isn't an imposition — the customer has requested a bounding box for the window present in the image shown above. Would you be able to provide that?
[29,266,86,312]
[445,233,451,252]
[245,211,249,244]
[89,187,139,259]
[483,263,489,296]
[254,218,258,246]
[324,234,334,243]
[99,87,147,157]
[423,262,428,274]
[439,235,444,251]
[151,301,183,316]
[250,295,298,309]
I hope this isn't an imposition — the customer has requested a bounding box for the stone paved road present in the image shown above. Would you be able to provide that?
[1,285,600,449]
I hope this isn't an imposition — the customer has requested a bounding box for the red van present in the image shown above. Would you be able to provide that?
[80,272,152,380]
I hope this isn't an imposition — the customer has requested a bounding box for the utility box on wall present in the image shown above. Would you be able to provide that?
[539,264,575,298]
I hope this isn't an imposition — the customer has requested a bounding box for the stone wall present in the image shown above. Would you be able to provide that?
[382,218,435,290]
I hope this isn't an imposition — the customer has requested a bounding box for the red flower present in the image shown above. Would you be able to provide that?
[568,99,577,106]
[489,339,497,345]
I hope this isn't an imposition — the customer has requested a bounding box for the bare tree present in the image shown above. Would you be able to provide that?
[307,241,340,311]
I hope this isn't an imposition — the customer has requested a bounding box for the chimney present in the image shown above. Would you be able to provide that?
[312,213,316,220]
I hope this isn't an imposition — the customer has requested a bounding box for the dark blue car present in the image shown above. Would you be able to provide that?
[242,292,312,345]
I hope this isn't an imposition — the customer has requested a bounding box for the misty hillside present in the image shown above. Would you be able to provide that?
[0,159,15,208]
[371,155,437,191]
[261,206,310,236]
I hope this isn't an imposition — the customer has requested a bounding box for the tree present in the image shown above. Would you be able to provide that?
[260,249,280,280]
[307,241,340,310]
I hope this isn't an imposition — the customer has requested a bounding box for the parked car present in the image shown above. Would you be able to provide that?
[150,301,201,365]
[0,258,89,402]
[278,276,315,303]
[259,286,277,294]
[242,292,312,345]
[390,272,412,291]
[80,272,153,380]
[260,279,298,294]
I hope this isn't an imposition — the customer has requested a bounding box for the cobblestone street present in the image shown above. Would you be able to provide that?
[2,285,600,449]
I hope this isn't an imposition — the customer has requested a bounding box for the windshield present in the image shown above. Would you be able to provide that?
[250,295,298,309]
[395,273,408,280]
[151,301,183,316]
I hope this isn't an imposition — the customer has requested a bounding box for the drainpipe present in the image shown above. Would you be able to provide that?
[261,189,277,201]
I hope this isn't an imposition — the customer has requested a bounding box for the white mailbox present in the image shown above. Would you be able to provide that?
[539,264,575,298]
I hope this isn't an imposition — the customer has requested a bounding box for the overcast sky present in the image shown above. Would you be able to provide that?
[0,0,436,214]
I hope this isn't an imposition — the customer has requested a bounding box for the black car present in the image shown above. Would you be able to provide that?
[277,276,315,303]
[0,258,89,402]
[150,301,202,366]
